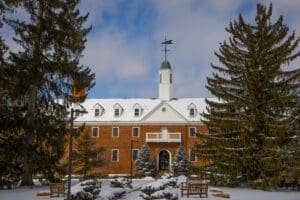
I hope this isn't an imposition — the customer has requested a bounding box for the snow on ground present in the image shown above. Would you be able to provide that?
[0,178,299,200]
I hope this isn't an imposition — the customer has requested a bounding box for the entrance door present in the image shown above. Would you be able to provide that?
[159,150,170,170]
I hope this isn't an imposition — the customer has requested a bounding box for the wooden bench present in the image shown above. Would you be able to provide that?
[49,182,66,197]
[181,179,208,198]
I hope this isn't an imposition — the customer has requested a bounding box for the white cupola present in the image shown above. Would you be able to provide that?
[159,36,173,101]
[159,60,172,101]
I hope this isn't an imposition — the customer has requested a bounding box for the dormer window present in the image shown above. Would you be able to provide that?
[133,103,142,117]
[93,103,104,117]
[188,103,197,118]
[134,108,139,117]
[95,108,100,117]
[115,108,120,117]
[113,103,123,117]
[190,108,195,117]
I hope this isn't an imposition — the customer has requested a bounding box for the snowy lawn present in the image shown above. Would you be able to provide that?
[0,178,299,200]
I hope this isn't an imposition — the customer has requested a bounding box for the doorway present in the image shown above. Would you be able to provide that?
[158,150,170,170]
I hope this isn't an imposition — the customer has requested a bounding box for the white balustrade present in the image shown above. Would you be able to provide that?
[146,132,181,143]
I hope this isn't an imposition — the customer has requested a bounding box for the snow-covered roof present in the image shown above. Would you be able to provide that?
[72,98,213,123]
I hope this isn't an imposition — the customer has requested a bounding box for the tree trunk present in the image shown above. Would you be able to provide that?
[21,85,36,186]
[21,154,34,186]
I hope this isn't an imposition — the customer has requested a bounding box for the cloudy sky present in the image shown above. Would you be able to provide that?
[3,0,300,98]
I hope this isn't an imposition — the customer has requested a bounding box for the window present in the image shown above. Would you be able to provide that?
[92,127,99,137]
[189,108,195,117]
[93,104,104,117]
[132,127,140,137]
[134,108,139,117]
[72,127,79,138]
[187,103,197,118]
[133,103,142,117]
[114,108,120,117]
[111,149,119,161]
[91,151,99,161]
[113,103,123,117]
[170,74,172,83]
[189,127,196,137]
[112,127,119,137]
[189,149,196,162]
[132,149,139,161]
[160,74,162,83]
[95,108,100,117]
[162,107,166,112]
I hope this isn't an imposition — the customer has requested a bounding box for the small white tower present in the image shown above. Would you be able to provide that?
[159,37,173,101]
[159,60,172,101]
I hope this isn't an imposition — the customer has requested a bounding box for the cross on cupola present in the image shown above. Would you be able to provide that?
[161,36,173,61]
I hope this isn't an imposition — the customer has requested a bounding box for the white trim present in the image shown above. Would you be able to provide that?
[112,127,119,137]
[111,149,119,162]
[132,127,140,138]
[156,149,172,170]
[91,127,99,137]
[141,102,188,122]
[189,149,197,162]
[132,149,139,161]
[189,127,197,137]
[73,121,204,126]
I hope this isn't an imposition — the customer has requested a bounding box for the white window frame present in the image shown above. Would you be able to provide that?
[134,108,140,117]
[111,149,119,162]
[189,127,197,137]
[91,127,99,138]
[95,108,100,117]
[189,149,197,162]
[114,108,120,117]
[189,108,195,117]
[132,149,139,161]
[132,127,140,137]
[112,127,119,138]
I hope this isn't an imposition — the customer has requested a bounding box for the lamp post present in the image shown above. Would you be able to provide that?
[66,107,87,200]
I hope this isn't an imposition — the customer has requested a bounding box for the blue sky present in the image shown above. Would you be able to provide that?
[3,0,300,99]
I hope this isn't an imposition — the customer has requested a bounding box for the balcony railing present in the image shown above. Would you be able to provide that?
[146,132,181,143]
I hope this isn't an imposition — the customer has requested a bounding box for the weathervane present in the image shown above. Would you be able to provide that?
[161,36,172,61]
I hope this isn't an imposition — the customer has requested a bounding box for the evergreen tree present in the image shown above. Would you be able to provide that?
[73,129,105,180]
[135,144,156,177]
[195,3,300,188]
[172,145,189,176]
[2,0,95,185]
[0,0,24,182]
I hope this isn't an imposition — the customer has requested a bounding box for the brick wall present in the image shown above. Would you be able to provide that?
[66,123,208,175]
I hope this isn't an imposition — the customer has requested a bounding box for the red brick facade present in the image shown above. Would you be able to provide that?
[70,123,208,175]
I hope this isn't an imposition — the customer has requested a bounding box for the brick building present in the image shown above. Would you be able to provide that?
[70,58,211,176]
